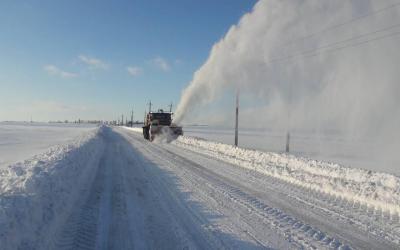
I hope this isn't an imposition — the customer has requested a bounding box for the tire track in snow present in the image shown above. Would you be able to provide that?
[285,185,400,245]
[54,154,105,250]
[120,129,399,249]
[226,163,400,247]
[121,129,275,249]
[141,142,351,249]
[55,128,231,249]
[54,131,129,250]
[123,140,231,249]
[166,138,400,249]
[138,145,277,248]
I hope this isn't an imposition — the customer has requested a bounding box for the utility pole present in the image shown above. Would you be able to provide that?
[168,102,173,113]
[286,78,292,153]
[235,90,239,147]
[148,101,152,113]
[286,132,290,153]
[130,108,134,127]
[122,114,124,126]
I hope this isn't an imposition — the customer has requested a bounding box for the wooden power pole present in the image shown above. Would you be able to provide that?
[169,102,173,113]
[235,90,239,147]
[130,108,134,127]
[286,132,290,153]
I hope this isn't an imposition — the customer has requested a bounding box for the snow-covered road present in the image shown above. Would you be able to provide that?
[1,126,399,249]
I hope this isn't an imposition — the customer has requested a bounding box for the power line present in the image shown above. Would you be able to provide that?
[283,1,400,48]
[266,25,400,65]
[306,30,400,58]
[301,23,400,53]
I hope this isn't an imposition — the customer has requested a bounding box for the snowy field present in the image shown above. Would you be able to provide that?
[0,122,97,169]
[183,125,400,175]
[0,125,399,249]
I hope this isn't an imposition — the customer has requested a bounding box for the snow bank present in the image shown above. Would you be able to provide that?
[0,122,97,169]
[173,136,400,215]
[0,126,105,249]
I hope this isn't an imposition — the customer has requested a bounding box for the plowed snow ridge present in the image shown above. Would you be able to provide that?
[0,126,105,249]
[172,136,400,215]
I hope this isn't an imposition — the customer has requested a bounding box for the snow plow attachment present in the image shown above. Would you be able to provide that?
[143,125,183,141]
[142,109,183,141]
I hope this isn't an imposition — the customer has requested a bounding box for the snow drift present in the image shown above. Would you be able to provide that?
[0,126,105,249]
[173,136,400,216]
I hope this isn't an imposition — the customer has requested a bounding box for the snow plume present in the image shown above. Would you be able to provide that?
[152,129,175,143]
[174,0,400,171]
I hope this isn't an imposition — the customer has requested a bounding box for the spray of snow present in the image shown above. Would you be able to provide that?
[123,126,178,143]
[152,127,177,143]
[174,0,400,171]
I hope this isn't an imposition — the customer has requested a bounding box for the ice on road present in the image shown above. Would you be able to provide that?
[1,126,399,249]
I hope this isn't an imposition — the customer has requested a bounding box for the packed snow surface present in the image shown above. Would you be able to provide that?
[0,122,97,169]
[1,126,399,249]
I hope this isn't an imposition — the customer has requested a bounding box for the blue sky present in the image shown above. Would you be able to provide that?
[0,0,257,122]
